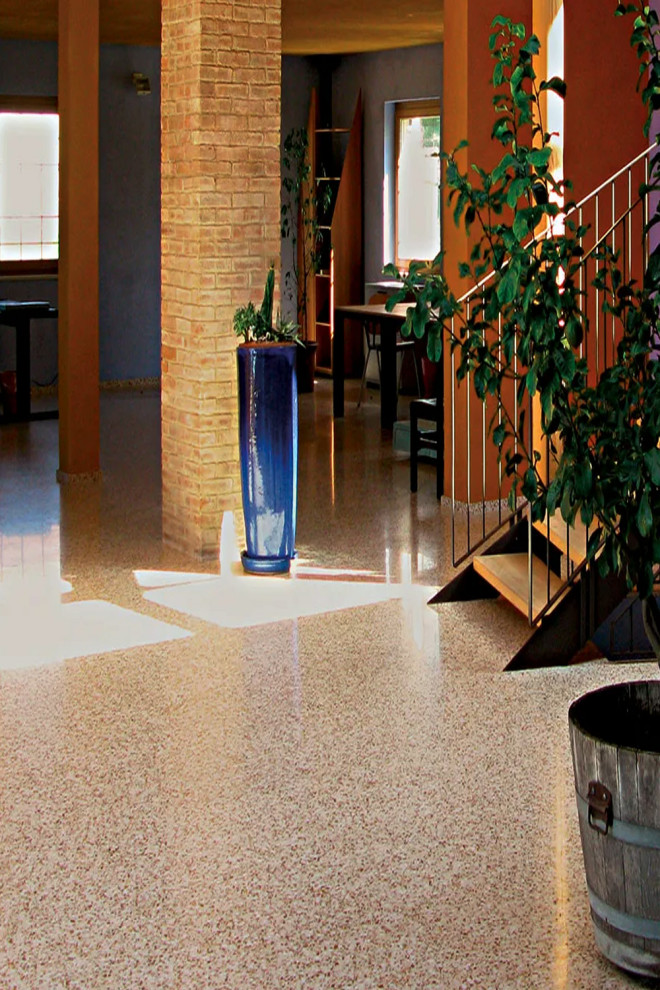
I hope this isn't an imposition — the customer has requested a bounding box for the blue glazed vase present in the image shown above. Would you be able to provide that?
[237,342,298,574]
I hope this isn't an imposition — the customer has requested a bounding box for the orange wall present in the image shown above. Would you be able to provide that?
[441,0,648,503]
[58,0,100,477]
[564,0,646,204]
[442,1,534,501]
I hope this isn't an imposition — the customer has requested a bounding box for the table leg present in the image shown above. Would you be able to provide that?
[380,320,398,430]
[15,317,31,421]
[333,310,345,417]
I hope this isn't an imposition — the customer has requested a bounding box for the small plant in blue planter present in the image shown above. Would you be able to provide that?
[234,266,300,574]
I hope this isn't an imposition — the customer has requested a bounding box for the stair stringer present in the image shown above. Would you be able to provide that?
[505,567,630,670]
[429,518,630,670]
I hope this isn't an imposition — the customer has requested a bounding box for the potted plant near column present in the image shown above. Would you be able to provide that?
[234,264,300,574]
[387,6,660,976]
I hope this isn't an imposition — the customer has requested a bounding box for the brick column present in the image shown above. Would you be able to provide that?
[161,0,281,556]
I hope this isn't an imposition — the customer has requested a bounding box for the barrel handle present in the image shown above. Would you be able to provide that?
[588,780,613,835]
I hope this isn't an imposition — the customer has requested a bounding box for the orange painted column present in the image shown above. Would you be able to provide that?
[442,0,533,502]
[564,0,645,206]
[564,3,646,396]
[57,0,100,480]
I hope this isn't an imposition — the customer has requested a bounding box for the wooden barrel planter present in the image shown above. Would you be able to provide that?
[569,681,660,977]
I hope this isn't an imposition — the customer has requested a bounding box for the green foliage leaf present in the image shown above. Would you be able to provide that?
[539,76,567,98]
[638,490,654,538]
[513,211,528,241]
[644,447,660,485]
[528,147,552,170]
[412,305,429,339]
[574,459,593,498]
[645,244,660,290]
[521,34,541,57]
[497,266,518,305]
[564,316,583,348]
[493,422,506,447]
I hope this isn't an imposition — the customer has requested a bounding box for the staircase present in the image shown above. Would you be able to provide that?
[436,146,654,670]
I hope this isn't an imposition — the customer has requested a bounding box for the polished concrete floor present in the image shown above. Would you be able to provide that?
[0,381,656,989]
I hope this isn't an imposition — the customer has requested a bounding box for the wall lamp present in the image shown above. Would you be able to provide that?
[131,73,151,96]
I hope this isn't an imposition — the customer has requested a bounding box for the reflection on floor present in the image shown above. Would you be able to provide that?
[0,381,652,989]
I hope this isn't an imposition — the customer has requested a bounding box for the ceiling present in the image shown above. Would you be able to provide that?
[0,0,444,54]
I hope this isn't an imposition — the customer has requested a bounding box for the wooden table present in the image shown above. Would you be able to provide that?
[333,302,410,429]
[0,301,58,421]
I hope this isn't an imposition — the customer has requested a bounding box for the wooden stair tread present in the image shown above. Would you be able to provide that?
[474,552,564,620]
[533,513,589,565]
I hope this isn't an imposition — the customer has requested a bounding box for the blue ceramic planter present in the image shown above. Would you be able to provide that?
[237,342,298,574]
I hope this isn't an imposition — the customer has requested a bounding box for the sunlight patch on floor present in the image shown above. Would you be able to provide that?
[0,599,191,671]
[139,513,438,630]
[140,568,436,630]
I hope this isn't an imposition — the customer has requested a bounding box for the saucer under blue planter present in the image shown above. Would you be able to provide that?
[237,342,298,574]
[240,551,294,575]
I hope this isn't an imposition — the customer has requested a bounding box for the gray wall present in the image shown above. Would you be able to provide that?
[280,46,442,313]
[99,44,161,381]
[332,43,443,287]
[0,41,441,383]
[0,39,161,385]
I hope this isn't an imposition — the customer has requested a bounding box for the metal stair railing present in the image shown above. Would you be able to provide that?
[450,145,654,626]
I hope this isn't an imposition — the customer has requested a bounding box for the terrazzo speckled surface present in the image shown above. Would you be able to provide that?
[0,382,657,989]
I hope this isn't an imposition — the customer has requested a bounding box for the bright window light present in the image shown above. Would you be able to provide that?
[0,112,59,262]
[395,101,441,268]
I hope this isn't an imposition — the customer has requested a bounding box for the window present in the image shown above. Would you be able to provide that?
[394,99,441,269]
[0,97,59,274]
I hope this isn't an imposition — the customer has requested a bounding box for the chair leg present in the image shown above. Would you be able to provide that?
[413,350,423,398]
[357,329,370,408]
[410,404,419,493]
[436,418,442,500]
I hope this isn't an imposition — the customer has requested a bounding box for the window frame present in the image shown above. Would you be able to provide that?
[0,94,59,277]
[393,98,441,271]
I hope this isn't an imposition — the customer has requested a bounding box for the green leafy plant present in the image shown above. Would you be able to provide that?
[281,127,332,337]
[385,5,660,657]
[233,265,300,344]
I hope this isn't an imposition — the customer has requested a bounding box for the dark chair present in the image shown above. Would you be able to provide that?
[357,292,422,409]
[410,397,442,499]
[356,317,422,409]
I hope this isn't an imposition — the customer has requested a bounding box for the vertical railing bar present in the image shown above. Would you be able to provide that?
[643,156,650,274]
[482,374,487,541]
[465,300,472,553]
[498,312,503,526]
[610,178,616,368]
[595,195,600,378]
[451,319,457,565]
[546,432,551,603]
[466,364,471,553]
[578,207,584,361]
[629,600,634,656]
[513,323,518,473]
[528,395,534,625]
[628,167,633,281]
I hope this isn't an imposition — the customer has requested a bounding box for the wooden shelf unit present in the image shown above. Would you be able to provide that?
[302,89,363,377]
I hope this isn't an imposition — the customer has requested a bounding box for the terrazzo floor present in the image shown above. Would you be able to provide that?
[0,381,657,990]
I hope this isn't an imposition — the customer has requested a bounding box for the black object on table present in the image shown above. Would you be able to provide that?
[333,302,411,430]
[0,300,58,422]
